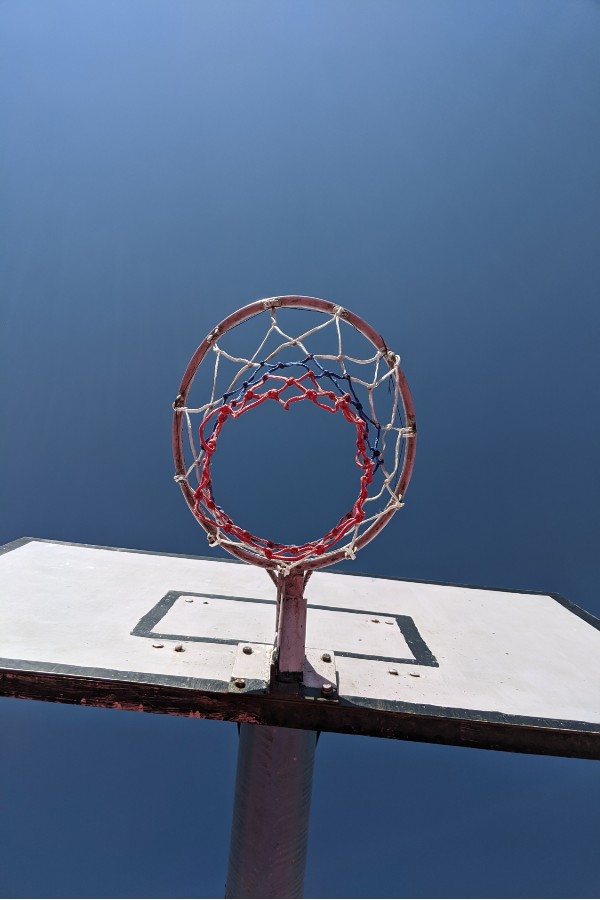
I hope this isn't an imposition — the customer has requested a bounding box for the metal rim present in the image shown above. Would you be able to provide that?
[173,296,417,573]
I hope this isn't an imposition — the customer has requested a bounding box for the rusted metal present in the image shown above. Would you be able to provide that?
[2,669,599,759]
[274,572,307,680]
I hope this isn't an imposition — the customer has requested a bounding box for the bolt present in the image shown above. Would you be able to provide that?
[242,646,253,655]
[174,643,185,652]
[321,652,332,663]
[371,618,380,624]
[152,643,164,649]
[388,668,399,676]
[235,678,246,689]
[321,682,334,697]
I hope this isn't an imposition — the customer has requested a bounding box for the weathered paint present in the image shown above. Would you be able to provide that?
[1,538,599,759]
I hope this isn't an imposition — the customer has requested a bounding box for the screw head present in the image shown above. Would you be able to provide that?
[242,646,253,655]
[152,643,164,649]
[234,678,246,689]
[388,668,399,676]
[321,682,334,697]
[321,652,332,663]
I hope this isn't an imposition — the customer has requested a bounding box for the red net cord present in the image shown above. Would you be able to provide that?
[192,372,375,563]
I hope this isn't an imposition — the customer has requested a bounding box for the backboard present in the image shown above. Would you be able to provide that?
[1,537,599,759]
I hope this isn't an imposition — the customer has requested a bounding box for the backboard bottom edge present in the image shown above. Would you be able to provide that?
[1,668,598,761]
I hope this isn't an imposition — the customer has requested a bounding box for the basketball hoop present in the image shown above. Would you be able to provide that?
[172,296,417,895]
[173,296,416,575]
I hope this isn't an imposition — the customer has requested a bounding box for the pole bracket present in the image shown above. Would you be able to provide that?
[267,647,338,701]
[229,642,272,694]
[302,647,338,701]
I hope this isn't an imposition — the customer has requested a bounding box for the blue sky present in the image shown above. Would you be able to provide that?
[1,1,599,897]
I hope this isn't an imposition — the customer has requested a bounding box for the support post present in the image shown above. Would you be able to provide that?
[225,572,315,899]
[275,572,307,680]
[225,724,317,899]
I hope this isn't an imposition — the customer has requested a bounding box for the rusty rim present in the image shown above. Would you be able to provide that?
[173,296,416,573]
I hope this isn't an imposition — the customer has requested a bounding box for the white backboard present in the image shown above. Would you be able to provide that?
[1,538,599,758]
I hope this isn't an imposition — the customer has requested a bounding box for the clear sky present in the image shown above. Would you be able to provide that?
[1,1,599,897]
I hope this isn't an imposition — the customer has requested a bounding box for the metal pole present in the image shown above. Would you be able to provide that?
[275,572,307,679]
[225,724,317,899]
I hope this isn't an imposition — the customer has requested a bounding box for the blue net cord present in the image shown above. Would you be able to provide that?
[209,354,405,472]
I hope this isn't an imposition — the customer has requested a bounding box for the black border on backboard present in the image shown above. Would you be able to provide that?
[131,589,438,668]
[1,537,599,760]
